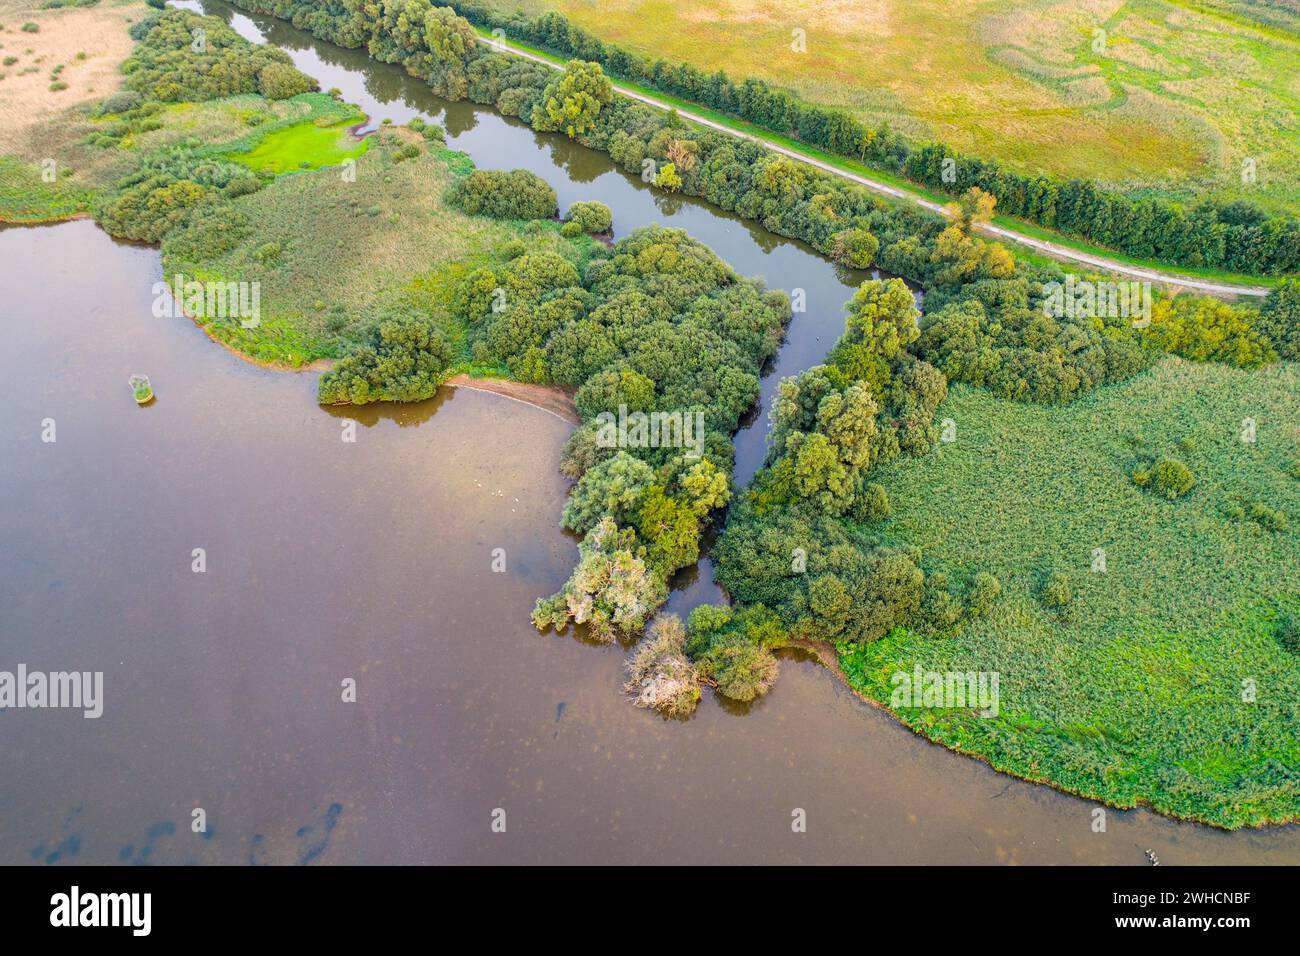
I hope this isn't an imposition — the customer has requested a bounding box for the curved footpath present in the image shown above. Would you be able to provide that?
[483,36,1272,299]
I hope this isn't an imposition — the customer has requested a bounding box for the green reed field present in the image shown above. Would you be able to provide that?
[839,357,1300,828]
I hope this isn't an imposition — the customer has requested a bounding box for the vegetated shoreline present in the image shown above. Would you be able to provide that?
[0,209,92,226]
[170,17,1300,827]
[787,635,1297,833]
[167,252,582,422]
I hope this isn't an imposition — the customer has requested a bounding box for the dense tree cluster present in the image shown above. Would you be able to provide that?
[220,2,1288,380]
[317,306,455,404]
[531,517,667,643]
[713,502,925,645]
[445,168,558,220]
[433,225,789,638]
[367,1,480,100]
[917,283,1152,404]
[98,147,264,243]
[122,9,315,103]
[697,275,1010,695]
[1143,296,1277,369]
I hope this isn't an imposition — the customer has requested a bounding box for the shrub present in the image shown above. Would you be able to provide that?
[98,90,143,114]
[257,61,313,100]
[1041,572,1072,610]
[831,226,880,269]
[686,604,784,702]
[1247,503,1289,532]
[706,635,779,701]
[565,200,611,234]
[967,572,1002,617]
[252,242,281,265]
[1256,279,1300,361]
[560,451,654,535]
[1150,457,1195,499]
[1276,613,1300,655]
[48,80,66,92]
[574,366,655,419]
[446,168,557,220]
[623,615,700,717]
[21,22,38,33]
[850,481,891,523]
[918,572,967,632]
[532,59,612,139]
[653,162,682,192]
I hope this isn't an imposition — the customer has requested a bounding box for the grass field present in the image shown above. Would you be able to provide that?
[164,128,589,366]
[0,0,144,155]
[493,0,1300,212]
[838,357,1300,827]
[0,153,91,220]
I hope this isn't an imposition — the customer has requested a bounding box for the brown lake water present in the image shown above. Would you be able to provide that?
[1,4,1297,864]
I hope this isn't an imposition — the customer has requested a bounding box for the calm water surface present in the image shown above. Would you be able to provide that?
[1,4,1296,864]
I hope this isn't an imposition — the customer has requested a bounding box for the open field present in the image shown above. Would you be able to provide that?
[164,129,588,366]
[0,0,143,154]
[0,0,145,219]
[493,0,1300,212]
[839,357,1300,827]
[0,91,365,222]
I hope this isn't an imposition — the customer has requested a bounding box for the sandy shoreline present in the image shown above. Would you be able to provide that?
[444,374,580,425]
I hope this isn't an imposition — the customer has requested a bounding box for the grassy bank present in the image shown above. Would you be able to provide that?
[838,358,1300,828]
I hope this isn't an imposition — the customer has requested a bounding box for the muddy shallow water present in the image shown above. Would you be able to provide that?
[2,5,1297,863]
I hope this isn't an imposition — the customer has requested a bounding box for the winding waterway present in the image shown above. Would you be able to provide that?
[1,1,1297,863]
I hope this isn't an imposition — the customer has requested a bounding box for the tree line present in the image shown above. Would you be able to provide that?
[429,0,1298,278]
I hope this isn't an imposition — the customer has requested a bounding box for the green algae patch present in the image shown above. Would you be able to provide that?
[227,119,369,175]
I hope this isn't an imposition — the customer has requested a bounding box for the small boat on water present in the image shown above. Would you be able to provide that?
[128,374,154,405]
